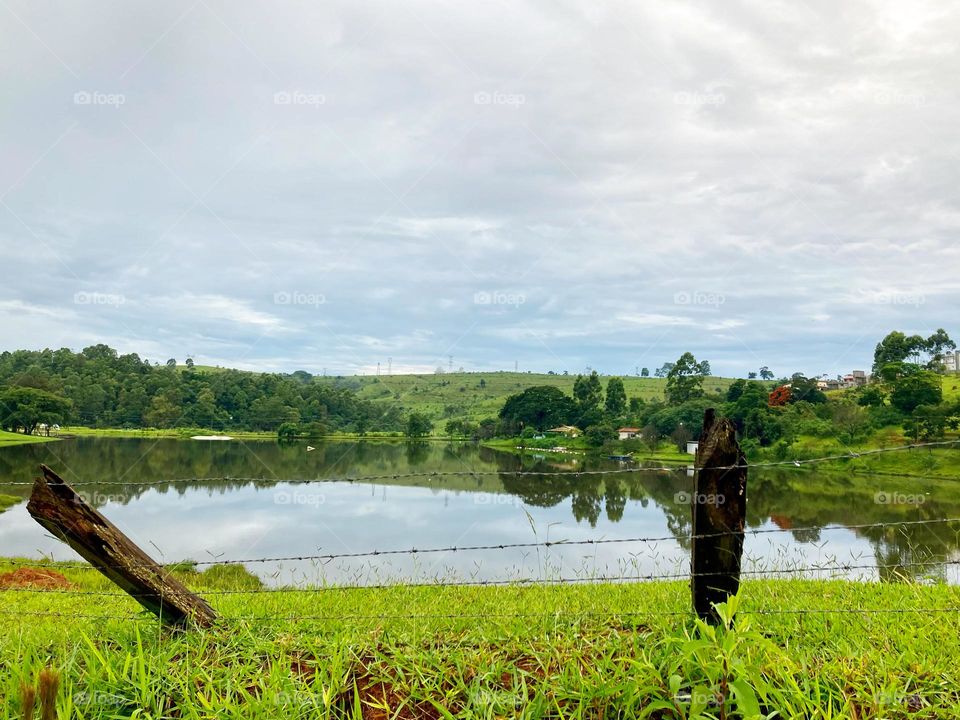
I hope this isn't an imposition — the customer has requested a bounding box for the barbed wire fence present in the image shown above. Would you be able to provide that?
[1,439,959,627]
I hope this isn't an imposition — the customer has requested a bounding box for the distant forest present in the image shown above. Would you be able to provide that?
[0,345,404,433]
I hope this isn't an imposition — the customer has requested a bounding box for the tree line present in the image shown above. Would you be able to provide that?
[0,345,404,435]
[495,329,960,454]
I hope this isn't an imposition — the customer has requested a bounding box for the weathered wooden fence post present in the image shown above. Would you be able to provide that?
[690,409,747,624]
[27,464,217,628]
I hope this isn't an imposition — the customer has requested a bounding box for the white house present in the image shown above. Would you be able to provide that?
[618,427,641,440]
[686,441,699,455]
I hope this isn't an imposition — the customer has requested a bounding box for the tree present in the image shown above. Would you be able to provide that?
[166,358,177,368]
[641,424,659,452]
[905,402,960,441]
[698,360,711,376]
[604,377,627,415]
[185,358,195,369]
[787,374,827,404]
[759,367,774,381]
[499,386,576,430]
[640,367,649,377]
[665,353,708,405]
[144,392,181,428]
[670,424,692,452]
[747,372,758,379]
[584,423,616,448]
[654,363,674,378]
[573,371,603,411]
[857,386,886,407]
[0,386,71,434]
[924,328,956,371]
[872,331,926,374]
[889,367,942,414]
[406,412,432,438]
[726,379,747,402]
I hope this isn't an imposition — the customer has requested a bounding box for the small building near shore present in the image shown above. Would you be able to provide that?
[546,425,581,438]
[617,427,641,440]
[686,441,699,455]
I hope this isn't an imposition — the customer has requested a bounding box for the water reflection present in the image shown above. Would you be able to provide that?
[0,438,957,583]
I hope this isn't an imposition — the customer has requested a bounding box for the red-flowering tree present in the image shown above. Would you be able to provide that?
[768,385,791,407]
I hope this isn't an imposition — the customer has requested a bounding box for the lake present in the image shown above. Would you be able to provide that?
[1,438,957,586]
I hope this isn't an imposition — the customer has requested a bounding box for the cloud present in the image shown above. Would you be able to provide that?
[0,0,957,377]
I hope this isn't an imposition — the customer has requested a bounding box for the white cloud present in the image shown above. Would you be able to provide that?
[0,0,957,378]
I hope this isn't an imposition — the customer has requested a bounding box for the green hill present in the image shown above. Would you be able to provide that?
[316,371,737,426]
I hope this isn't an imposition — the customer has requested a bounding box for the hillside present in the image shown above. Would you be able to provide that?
[316,371,738,426]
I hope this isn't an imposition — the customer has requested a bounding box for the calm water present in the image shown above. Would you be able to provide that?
[1,438,957,585]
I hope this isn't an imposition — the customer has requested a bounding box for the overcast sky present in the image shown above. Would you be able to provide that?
[1,0,957,378]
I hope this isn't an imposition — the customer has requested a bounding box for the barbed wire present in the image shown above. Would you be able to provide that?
[3,556,959,598]
[0,439,956,488]
[1,516,956,572]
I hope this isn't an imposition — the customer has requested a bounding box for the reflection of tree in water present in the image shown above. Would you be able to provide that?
[571,481,602,527]
[404,441,430,465]
[604,479,626,522]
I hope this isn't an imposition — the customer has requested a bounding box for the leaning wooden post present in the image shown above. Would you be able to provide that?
[690,409,747,624]
[27,465,217,628]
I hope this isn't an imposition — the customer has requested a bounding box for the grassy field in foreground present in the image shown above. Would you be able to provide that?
[2,560,959,718]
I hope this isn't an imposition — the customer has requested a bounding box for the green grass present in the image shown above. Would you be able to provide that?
[59,426,278,440]
[1,559,959,718]
[0,429,57,447]
[0,494,21,514]
[318,372,737,427]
